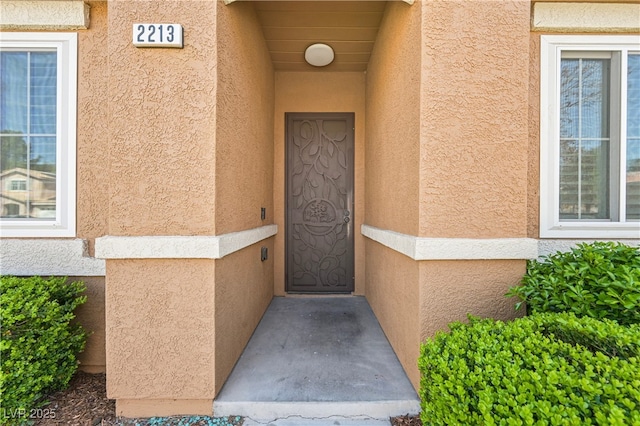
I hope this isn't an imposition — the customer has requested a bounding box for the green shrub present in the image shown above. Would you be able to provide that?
[507,242,640,325]
[419,313,640,425]
[0,276,87,423]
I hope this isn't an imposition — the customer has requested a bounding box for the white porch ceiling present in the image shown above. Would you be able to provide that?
[251,1,388,72]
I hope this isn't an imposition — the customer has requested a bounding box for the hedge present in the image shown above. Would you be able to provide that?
[419,313,640,425]
[0,276,87,424]
[507,242,640,325]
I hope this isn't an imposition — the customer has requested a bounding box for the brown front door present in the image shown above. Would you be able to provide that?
[286,113,354,293]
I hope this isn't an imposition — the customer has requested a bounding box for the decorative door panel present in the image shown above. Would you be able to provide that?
[286,113,354,293]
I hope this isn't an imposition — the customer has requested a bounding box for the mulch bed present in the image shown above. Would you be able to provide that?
[391,414,422,426]
[36,372,421,425]
[34,372,115,425]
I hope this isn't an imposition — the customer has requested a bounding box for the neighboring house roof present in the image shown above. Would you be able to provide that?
[0,193,27,204]
[0,168,55,181]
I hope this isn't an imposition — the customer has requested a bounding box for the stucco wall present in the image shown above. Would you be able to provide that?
[77,0,108,252]
[212,0,275,395]
[215,1,274,235]
[214,242,274,394]
[419,0,530,239]
[274,72,366,296]
[75,2,109,372]
[105,260,215,411]
[363,0,422,389]
[364,0,532,391]
[365,1,421,237]
[410,0,530,388]
[107,0,217,237]
[419,260,525,339]
[75,276,106,373]
[104,1,220,416]
[528,33,541,239]
[365,241,420,388]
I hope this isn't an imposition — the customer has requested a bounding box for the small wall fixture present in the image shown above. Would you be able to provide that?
[305,43,334,67]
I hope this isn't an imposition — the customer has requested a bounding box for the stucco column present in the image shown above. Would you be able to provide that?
[417,0,531,344]
[104,0,218,417]
[364,0,532,390]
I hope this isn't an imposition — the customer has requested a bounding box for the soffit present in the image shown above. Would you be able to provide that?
[252,1,387,72]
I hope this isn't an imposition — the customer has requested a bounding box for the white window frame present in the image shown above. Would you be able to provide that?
[540,35,640,239]
[0,32,77,237]
[9,180,27,191]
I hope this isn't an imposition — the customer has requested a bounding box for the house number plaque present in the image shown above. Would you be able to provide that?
[133,24,183,48]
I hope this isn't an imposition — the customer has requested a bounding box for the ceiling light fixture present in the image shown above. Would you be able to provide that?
[304,43,334,67]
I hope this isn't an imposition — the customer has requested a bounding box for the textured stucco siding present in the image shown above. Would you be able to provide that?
[104,1,220,416]
[212,0,275,396]
[419,260,525,341]
[106,260,216,402]
[107,0,217,237]
[364,0,422,390]
[419,0,530,239]
[104,0,277,415]
[365,1,421,237]
[412,0,530,369]
[528,33,541,239]
[214,243,274,395]
[78,1,109,253]
[273,72,366,295]
[74,276,106,373]
[365,241,421,389]
[54,0,109,372]
[365,0,532,392]
[215,0,274,236]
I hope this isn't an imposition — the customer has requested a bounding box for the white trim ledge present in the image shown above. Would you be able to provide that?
[225,0,414,3]
[538,239,640,258]
[532,3,640,33]
[0,1,90,30]
[361,225,538,261]
[0,239,105,276]
[95,225,278,260]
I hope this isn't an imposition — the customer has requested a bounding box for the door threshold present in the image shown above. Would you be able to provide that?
[284,293,355,297]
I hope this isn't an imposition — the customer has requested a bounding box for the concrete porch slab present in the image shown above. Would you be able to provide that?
[213,296,420,424]
[241,416,393,426]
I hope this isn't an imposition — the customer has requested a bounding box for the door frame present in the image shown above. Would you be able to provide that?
[284,112,355,293]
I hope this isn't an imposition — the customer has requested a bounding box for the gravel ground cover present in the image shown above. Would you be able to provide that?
[33,373,421,425]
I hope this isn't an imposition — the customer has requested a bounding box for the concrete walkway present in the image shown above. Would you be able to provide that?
[214,296,420,425]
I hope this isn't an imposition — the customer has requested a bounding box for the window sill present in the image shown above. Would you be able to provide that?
[540,223,640,239]
[0,223,76,238]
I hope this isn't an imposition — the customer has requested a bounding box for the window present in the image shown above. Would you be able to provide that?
[541,35,640,238]
[4,204,19,217]
[0,33,77,237]
[9,180,27,191]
